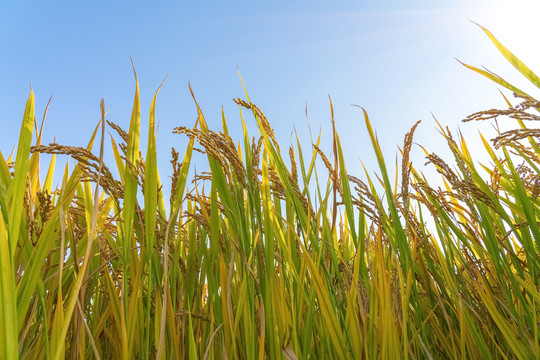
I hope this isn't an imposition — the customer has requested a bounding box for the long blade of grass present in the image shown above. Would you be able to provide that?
[474,22,540,89]
[9,90,35,256]
[457,60,530,98]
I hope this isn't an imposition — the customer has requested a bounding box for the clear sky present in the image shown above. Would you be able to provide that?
[1,1,539,194]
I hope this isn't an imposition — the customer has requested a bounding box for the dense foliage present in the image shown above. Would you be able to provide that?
[1,25,539,359]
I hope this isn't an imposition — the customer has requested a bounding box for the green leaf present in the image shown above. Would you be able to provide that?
[9,90,35,257]
[457,60,530,98]
[0,207,17,359]
[476,23,540,90]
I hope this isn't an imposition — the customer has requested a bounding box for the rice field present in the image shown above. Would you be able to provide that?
[1,25,539,359]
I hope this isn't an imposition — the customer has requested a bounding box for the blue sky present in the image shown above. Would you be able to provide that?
[1,1,539,194]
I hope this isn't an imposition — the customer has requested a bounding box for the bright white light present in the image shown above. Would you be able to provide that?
[481,0,540,67]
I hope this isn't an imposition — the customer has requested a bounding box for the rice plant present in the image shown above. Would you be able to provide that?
[0,25,539,359]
